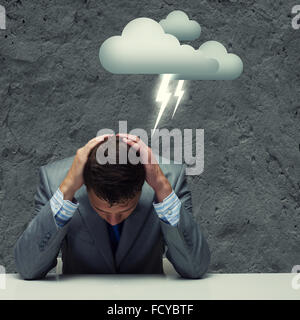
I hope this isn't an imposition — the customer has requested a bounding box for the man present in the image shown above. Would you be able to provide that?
[14,133,210,280]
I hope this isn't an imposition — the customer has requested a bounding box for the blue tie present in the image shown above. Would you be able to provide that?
[112,224,120,242]
[107,221,124,255]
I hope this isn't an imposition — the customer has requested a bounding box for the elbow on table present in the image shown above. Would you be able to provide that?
[15,264,48,281]
[182,263,210,280]
[14,245,46,280]
[185,240,211,279]
[17,270,41,281]
[14,260,40,281]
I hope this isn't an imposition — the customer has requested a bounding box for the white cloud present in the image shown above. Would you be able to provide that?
[99,17,218,76]
[159,10,201,41]
[173,41,243,80]
[99,16,243,80]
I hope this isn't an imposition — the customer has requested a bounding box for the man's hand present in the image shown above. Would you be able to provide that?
[116,133,172,202]
[59,134,113,201]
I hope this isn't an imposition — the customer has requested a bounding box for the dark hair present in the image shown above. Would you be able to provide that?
[83,136,146,206]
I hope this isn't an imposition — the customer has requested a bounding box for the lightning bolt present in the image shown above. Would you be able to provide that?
[152,74,173,137]
[172,80,185,119]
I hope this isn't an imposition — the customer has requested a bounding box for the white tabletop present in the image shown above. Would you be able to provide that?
[0,273,299,300]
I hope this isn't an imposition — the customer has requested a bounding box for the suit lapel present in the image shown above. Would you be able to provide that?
[76,185,116,272]
[115,182,155,268]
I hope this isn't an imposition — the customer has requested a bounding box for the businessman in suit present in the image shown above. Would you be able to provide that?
[14,133,210,280]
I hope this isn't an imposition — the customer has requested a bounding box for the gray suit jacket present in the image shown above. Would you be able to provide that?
[14,155,210,280]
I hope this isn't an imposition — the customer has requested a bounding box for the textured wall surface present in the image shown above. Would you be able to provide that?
[0,0,299,273]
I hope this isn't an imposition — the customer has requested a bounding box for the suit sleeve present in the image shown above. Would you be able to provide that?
[14,166,70,280]
[160,163,211,279]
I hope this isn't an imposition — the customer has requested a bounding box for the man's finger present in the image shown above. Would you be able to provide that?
[117,134,147,149]
[85,134,113,152]
[89,134,113,145]
[117,133,139,142]
[122,137,140,152]
[96,133,114,141]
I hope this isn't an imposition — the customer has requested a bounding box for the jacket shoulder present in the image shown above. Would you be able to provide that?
[156,154,185,187]
[40,155,75,194]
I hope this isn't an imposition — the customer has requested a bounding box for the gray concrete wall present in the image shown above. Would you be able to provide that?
[0,0,299,273]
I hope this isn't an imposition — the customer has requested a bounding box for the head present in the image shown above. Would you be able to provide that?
[83,135,146,225]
